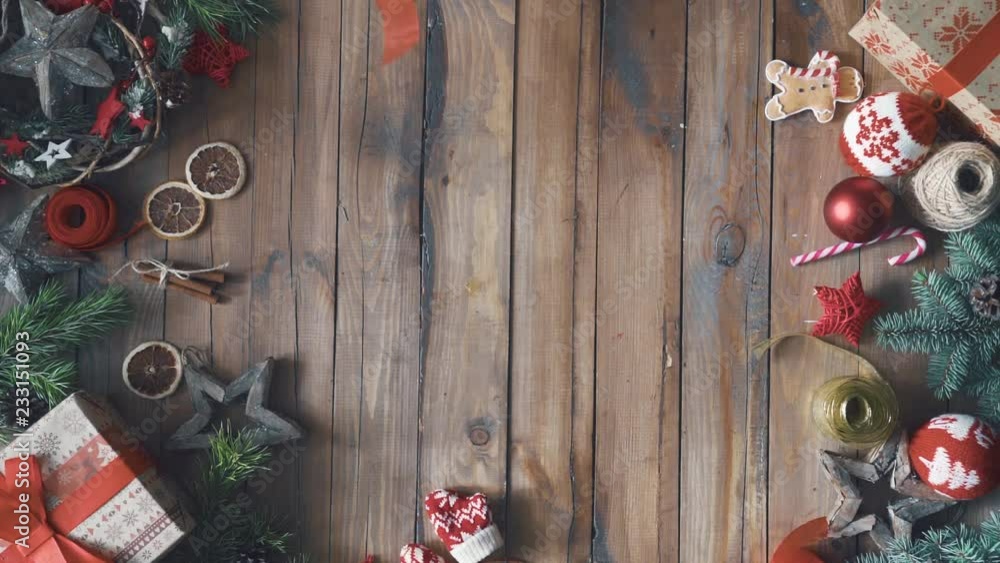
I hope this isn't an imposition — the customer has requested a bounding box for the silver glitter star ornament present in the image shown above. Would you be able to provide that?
[0,195,86,302]
[166,351,305,450]
[0,0,114,119]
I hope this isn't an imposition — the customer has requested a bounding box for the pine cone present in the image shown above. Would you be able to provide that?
[970,275,1000,320]
[159,69,192,109]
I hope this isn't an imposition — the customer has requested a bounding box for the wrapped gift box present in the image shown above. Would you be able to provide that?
[0,393,191,562]
[850,1,1000,145]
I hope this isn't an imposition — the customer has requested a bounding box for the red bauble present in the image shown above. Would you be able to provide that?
[823,177,894,243]
[142,36,157,57]
[909,414,999,500]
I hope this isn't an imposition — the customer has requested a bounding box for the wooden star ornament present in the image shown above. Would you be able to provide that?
[821,431,956,551]
[166,350,305,450]
[812,271,881,346]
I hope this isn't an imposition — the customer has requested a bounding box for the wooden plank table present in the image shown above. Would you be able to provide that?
[3,0,1000,561]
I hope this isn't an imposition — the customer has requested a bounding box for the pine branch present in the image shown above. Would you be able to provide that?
[157,0,195,69]
[179,0,278,39]
[122,79,156,113]
[853,512,1000,562]
[0,281,130,411]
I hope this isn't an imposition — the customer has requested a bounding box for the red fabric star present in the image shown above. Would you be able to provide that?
[183,27,250,88]
[128,110,152,132]
[812,271,882,347]
[0,133,29,157]
[91,84,125,139]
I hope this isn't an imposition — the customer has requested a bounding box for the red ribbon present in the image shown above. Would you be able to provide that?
[927,10,1000,99]
[0,456,109,563]
[45,185,145,252]
[376,0,419,64]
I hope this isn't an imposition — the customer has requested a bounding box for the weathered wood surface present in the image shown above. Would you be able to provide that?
[6,0,1000,562]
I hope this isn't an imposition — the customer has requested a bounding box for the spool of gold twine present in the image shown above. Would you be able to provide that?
[810,375,898,447]
[753,333,899,449]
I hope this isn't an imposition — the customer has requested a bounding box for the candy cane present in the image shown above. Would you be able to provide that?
[790,226,927,268]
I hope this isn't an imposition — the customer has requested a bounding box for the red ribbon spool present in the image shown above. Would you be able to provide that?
[45,186,142,251]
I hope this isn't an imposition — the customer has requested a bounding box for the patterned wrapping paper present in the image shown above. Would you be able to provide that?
[0,393,191,562]
[850,0,1000,145]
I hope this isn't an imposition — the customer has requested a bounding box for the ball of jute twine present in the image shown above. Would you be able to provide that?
[903,142,1000,232]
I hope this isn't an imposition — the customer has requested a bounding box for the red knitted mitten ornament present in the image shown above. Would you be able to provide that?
[812,271,881,347]
[424,489,504,563]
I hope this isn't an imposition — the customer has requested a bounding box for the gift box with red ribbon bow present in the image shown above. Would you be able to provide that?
[851,1,1000,145]
[0,393,190,562]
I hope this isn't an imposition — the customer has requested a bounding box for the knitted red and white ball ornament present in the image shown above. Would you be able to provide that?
[400,543,445,563]
[840,92,938,177]
[908,414,999,500]
[424,489,503,563]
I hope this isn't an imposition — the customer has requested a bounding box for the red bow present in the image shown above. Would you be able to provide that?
[0,456,110,563]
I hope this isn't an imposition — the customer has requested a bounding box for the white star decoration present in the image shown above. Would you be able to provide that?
[33,139,72,169]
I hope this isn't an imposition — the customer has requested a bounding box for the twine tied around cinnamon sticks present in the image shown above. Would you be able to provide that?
[114,259,228,304]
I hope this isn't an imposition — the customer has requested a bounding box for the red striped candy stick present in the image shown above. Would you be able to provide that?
[790,226,927,268]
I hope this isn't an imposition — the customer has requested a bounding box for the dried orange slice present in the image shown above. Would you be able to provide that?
[122,341,183,400]
[185,142,247,200]
[144,181,207,240]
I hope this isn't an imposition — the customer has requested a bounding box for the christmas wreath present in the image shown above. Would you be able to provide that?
[0,0,274,189]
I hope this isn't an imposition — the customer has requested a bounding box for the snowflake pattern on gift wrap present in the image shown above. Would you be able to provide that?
[909,52,941,81]
[862,31,895,56]
[934,7,984,54]
[889,59,926,91]
[122,510,138,527]
[36,432,60,456]
[63,411,87,435]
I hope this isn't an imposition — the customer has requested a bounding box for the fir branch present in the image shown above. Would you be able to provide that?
[92,15,129,62]
[13,107,93,139]
[853,512,1000,562]
[110,117,142,146]
[180,0,278,39]
[157,0,195,69]
[166,426,301,563]
[122,79,156,112]
[0,282,130,436]
[910,270,976,324]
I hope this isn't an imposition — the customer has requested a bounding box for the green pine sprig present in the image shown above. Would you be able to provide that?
[157,0,195,69]
[875,213,1000,424]
[0,281,131,435]
[854,511,1000,562]
[179,0,278,40]
[166,425,303,563]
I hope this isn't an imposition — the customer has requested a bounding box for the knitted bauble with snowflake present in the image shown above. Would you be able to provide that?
[400,544,445,563]
[840,92,938,177]
[908,414,999,500]
[424,489,504,563]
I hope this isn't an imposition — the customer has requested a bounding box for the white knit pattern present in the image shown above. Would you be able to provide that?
[842,93,931,177]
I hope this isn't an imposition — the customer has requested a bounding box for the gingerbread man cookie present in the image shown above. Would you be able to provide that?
[765,50,863,123]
